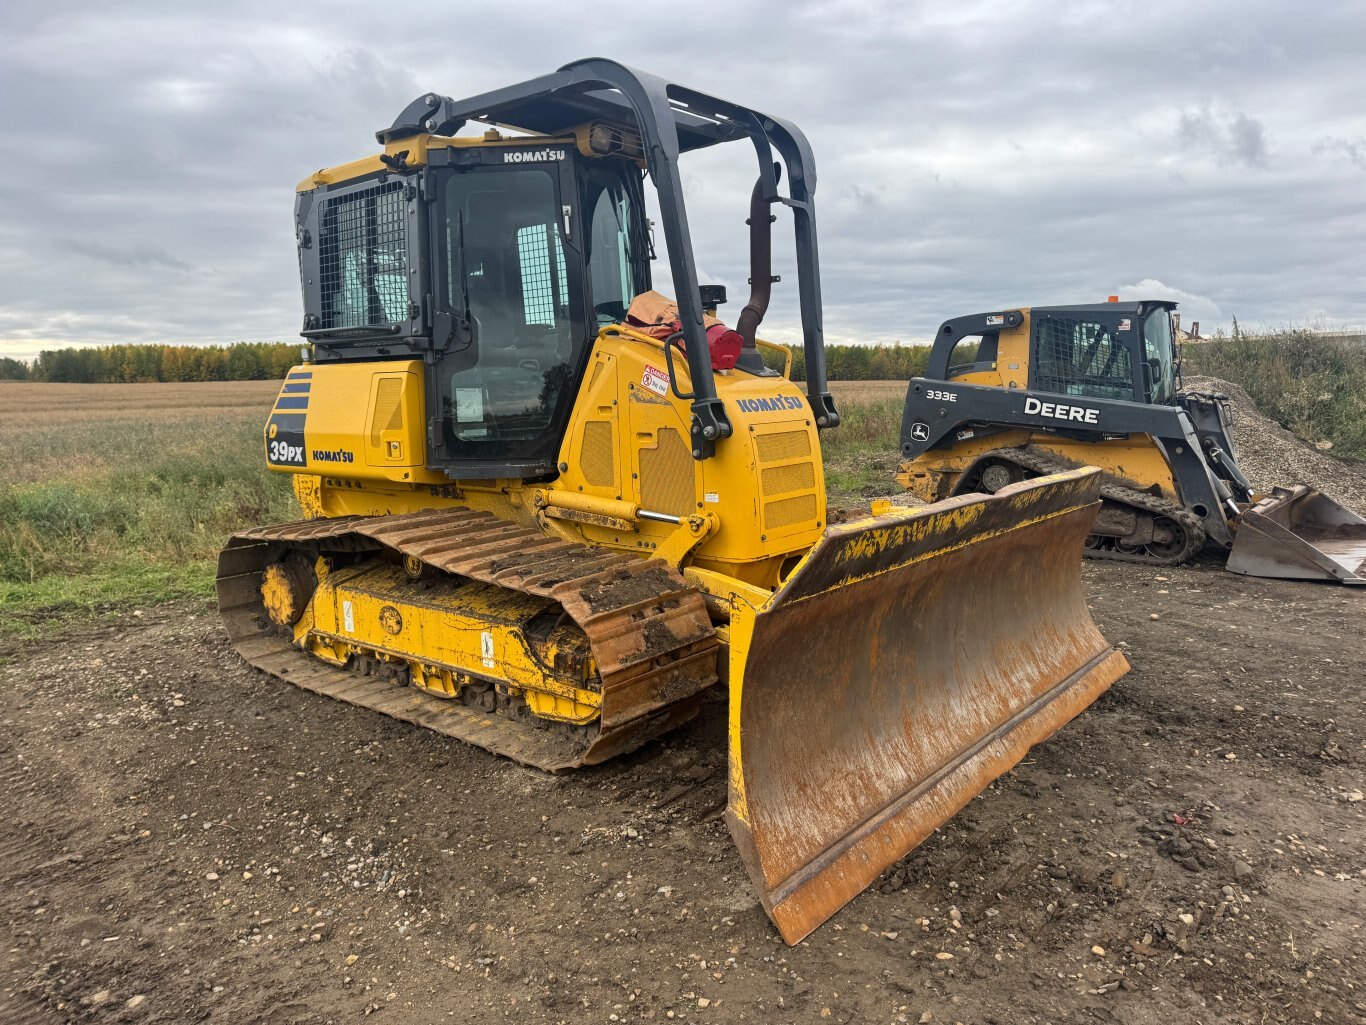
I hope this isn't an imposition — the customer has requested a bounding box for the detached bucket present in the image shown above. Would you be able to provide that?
[724,467,1129,944]
[1227,486,1366,585]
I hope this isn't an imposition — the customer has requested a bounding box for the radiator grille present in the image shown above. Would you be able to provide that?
[765,494,818,529]
[369,378,405,447]
[581,421,615,488]
[639,427,694,516]
[762,461,815,496]
[755,430,811,462]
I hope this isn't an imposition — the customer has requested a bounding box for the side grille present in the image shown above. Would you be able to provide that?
[764,494,818,529]
[639,427,694,516]
[581,421,615,488]
[753,425,819,534]
[761,462,815,496]
[755,430,811,462]
[369,378,405,447]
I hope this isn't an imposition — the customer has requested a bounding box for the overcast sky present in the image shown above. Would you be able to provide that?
[2,0,1363,360]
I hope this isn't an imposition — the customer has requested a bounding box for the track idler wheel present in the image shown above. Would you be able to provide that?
[1145,515,1190,560]
[978,460,1022,493]
[260,555,317,627]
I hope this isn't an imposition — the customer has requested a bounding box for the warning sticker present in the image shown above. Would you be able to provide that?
[986,314,1005,326]
[1119,318,1131,331]
[641,365,669,397]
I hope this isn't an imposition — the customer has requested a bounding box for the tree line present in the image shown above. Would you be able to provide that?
[0,342,302,383]
[780,341,934,382]
[0,339,942,384]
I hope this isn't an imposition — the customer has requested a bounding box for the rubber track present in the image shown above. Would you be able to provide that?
[217,508,719,772]
[961,447,1207,567]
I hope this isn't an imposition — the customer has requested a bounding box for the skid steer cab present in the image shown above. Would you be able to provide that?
[219,58,1131,948]
[897,300,1366,582]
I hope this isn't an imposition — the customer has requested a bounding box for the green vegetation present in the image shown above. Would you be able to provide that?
[780,341,933,383]
[6,339,947,384]
[7,341,302,383]
[1184,322,1366,459]
[0,376,915,645]
[818,398,906,503]
[0,414,297,645]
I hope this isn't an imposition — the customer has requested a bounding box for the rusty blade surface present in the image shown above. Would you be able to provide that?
[1227,486,1366,585]
[725,468,1129,944]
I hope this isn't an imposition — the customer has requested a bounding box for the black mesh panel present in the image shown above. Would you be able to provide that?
[319,181,408,330]
[1033,316,1134,400]
[515,224,568,326]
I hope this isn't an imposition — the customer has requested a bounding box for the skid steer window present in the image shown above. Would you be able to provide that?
[1032,316,1134,400]
[1143,309,1175,404]
[440,168,578,457]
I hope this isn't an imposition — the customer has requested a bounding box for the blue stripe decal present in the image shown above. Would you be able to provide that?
[287,371,313,380]
[275,396,310,410]
[269,412,307,431]
[282,382,311,393]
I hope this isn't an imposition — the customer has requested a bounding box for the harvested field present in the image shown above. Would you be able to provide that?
[826,380,908,406]
[0,380,282,426]
[0,382,294,641]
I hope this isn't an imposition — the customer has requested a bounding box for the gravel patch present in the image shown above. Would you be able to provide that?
[1183,375,1366,512]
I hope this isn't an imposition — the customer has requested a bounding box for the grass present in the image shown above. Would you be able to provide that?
[0,382,295,646]
[0,378,911,647]
[1183,326,1366,459]
[818,396,906,504]
[7,328,1355,642]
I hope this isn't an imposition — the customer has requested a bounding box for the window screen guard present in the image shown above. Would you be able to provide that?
[318,180,410,330]
[1033,316,1135,401]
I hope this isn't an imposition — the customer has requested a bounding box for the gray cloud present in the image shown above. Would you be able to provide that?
[1314,135,1366,169]
[66,240,198,274]
[1,0,1364,360]
[1176,106,1270,169]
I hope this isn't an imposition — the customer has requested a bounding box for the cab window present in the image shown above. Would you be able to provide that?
[1142,309,1175,404]
[441,168,576,456]
[586,180,637,324]
[1032,315,1135,401]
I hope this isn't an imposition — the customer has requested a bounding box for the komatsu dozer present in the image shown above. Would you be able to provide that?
[897,300,1366,583]
[217,60,1129,943]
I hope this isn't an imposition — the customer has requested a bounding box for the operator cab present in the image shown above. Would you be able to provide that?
[302,132,649,471]
[931,300,1179,406]
[292,59,837,480]
[1028,300,1178,405]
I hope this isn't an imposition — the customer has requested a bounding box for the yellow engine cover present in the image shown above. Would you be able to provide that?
[262,326,829,590]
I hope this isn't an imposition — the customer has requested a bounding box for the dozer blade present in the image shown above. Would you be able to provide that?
[1227,486,1366,584]
[724,467,1129,944]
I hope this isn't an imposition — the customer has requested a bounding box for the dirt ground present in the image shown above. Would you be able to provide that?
[1,555,1362,1025]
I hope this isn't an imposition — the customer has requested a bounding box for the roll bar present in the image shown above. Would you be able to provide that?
[381,58,839,458]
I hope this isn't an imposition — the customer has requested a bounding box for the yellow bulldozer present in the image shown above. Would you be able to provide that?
[897,300,1366,583]
[217,60,1129,943]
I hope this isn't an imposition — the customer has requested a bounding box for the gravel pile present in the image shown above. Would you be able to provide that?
[1182,375,1366,512]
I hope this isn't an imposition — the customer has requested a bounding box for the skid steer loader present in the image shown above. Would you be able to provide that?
[897,300,1366,583]
[217,60,1129,943]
